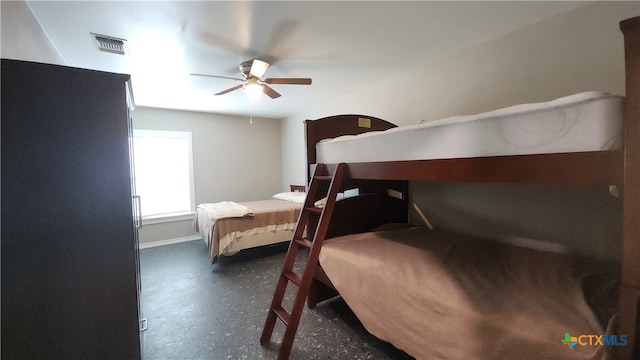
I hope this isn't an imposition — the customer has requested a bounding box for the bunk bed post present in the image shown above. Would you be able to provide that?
[303,119,317,185]
[617,16,640,360]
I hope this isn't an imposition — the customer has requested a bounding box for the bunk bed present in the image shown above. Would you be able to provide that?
[193,185,305,263]
[260,16,639,360]
[302,99,628,359]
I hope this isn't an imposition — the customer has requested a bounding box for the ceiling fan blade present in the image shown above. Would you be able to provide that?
[214,84,244,96]
[191,73,244,82]
[195,31,260,61]
[264,78,312,85]
[249,59,270,79]
[262,85,281,99]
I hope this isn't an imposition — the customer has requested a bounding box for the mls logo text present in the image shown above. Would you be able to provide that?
[561,333,627,349]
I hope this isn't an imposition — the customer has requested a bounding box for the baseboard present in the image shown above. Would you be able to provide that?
[139,235,201,249]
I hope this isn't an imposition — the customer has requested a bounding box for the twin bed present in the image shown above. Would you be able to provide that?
[193,185,305,263]
[266,16,639,360]
[319,224,618,360]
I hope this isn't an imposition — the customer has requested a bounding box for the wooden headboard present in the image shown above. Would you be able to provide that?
[289,184,306,192]
[304,114,396,181]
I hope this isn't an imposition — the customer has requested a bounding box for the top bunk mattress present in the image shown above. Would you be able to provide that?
[316,92,624,164]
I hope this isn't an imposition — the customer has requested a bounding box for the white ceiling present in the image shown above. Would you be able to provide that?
[27,1,589,119]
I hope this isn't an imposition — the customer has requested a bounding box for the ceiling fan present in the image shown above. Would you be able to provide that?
[191,59,312,99]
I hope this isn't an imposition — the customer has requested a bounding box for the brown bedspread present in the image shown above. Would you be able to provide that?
[193,199,301,262]
[319,224,618,360]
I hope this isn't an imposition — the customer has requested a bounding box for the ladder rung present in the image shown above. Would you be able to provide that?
[293,238,313,248]
[273,306,290,326]
[283,271,301,286]
[306,207,322,215]
[314,175,333,181]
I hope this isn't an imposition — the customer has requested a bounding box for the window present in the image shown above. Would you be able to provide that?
[132,129,195,221]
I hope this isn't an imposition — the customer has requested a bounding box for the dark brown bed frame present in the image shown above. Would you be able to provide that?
[300,17,639,360]
[289,185,306,192]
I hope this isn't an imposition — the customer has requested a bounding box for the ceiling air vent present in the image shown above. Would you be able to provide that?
[92,33,126,55]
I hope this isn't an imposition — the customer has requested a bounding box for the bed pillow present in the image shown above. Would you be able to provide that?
[313,193,345,208]
[273,191,306,204]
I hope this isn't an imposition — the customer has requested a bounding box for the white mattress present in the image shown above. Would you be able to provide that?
[316,92,624,163]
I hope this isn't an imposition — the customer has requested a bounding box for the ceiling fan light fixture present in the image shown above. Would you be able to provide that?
[244,80,263,99]
[192,58,310,100]
[249,59,270,79]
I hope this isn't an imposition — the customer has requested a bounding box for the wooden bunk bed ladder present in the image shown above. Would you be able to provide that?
[260,163,346,360]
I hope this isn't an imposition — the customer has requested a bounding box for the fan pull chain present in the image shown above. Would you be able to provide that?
[249,98,253,124]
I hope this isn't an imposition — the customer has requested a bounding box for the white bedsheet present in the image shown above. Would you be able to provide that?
[316,92,624,163]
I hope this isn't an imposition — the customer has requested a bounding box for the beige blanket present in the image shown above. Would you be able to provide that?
[193,199,301,262]
[319,224,617,360]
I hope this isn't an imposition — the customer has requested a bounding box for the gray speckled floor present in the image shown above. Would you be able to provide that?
[139,240,413,360]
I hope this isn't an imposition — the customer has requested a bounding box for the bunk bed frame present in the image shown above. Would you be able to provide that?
[261,17,639,360]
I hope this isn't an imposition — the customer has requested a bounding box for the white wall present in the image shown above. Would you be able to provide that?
[281,1,635,187]
[132,107,283,245]
[1,1,64,64]
[280,1,637,259]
